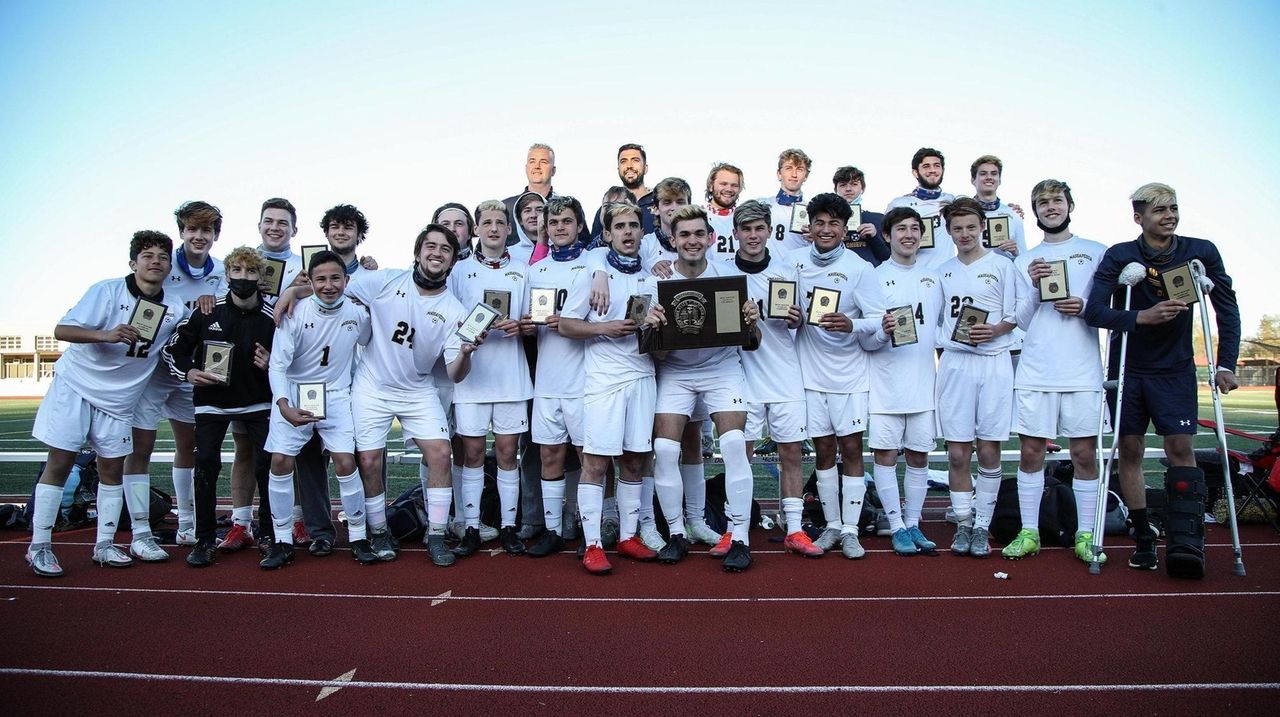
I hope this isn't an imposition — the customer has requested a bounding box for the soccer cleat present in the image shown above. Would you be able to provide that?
[499,526,527,555]
[686,520,722,547]
[840,532,866,559]
[617,535,658,561]
[350,538,379,565]
[526,530,565,558]
[907,526,938,554]
[722,541,752,572]
[638,521,665,551]
[784,531,824,557]
[218,524,254,552]
[257,535,274,557]
[1128,539,1158,571]
[752,438,778,456]
[657,534,690,564]
[129,536,170,562]
[516,524,544,541]
[582,544,612,575]
[92,543,133,568]
[308,537,334,557]
[175,527,197,546]
[186,539,218,567]
[600,518,620,550]
[1074,531,1106,565]
[891,528,919,556]
[708,531,733,558]
[968,527,991,559]
[26,543,63,578]
[950,524,973,555]
[292,520,312,546]
[370,529,398,562]
[1001,528,1041,560]
[426,533,456,567]
[813,526,844,551]
[258,542,294,570]
[452,527,482,558]
[478,524,499,542]
[875,510,892,537]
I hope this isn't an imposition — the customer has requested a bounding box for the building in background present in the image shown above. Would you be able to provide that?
[0,335,64,397]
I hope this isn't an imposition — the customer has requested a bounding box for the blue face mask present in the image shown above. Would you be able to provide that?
[311,292,345,311]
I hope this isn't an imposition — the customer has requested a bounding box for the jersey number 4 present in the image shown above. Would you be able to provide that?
[391,322,415,349]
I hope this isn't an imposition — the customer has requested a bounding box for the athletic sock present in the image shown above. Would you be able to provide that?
[337,471,367,541]
[365,493,388,532]
[1073,475,1100,535]
[839,474,866,535]
[781,497,804,535]
[680,462,706,528]
[872,463,906,533]
[973,466,1003,530]
[122,473,153,540]
[719,430,752,546]
[639,474,656,524]
[95,483,124,546]
[496,467,519,528]
[268,472,294,545]
[231,505,253,529]
[418,461,430,494]
[541,479,566,534]
[617,480,640,539]
[578,482,604,547]
[903,465,929,529]
[460,465,484,529]
[426,488,451,534]
[815,466,841,530]
[171,466,195,530]
[30,483,62,546]
[653,438,685,535]
[950,489,975,526]
[1016,469,1044,531]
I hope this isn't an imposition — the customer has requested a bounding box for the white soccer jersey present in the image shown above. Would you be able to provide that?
[638,232,678,273]
[529,253,590,399]
[165,256,226,310]
[937,250,1018,355]
[345,268,466,395]
[886,191,957,269]
[450,254,533,403]
[1013,234,1107,392]
[706,207,737,258]
[869,259,945,414]
[761,195,811,255]
[268,296,371,405]
[256,249,304,308]
[984,201,1027,260]
[652,260,743,382]
[735,256,806,404]
[787,247,887,394]
[52,277,187,420]
[560,260,656,396]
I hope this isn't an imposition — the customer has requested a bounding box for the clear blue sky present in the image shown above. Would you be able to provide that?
[2,0,1276,336]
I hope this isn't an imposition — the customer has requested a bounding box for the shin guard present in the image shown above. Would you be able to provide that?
[1164,466,1206,579]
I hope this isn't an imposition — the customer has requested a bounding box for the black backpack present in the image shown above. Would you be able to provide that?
[24,451,100,531]
[991,466,1077,548]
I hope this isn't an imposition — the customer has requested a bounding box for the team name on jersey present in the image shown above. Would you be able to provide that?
[426,310,448,325]
[977,272,999,284]
[1069,252,1094,265]
[920,276,937,288]
[341,319,360,331]
[503,270,523,282]
[826,271,850,284]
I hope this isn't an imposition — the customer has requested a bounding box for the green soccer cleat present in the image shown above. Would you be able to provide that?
[1074,531,1107,565]
[1001,528,1041,560]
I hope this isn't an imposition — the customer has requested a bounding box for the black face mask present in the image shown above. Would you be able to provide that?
[228,278,259,299]
[1035,213,1071,235]
[412,261,448,290]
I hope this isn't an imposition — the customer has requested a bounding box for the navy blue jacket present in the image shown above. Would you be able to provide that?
[846,209,890,266]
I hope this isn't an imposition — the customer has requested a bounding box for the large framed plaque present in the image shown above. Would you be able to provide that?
[918,215,936,248]
[297,382,327,420]
[260,258,287,297]
[1038,260,1070,302]
[951,305,990,346]
[984,215,1010,248]
[642,275,750,353]
[483,289,512,319]
[767,279,796,320]
[625,294,651,326]
[457,302,501,343]
[300,245,326,273]
[529,287,557,324]
[1161,263,1199,304]
[789,204,809,233]
[806,287,842,326]
[203,340,233,383]
[128,297,168,344]
[888,305,918,347]
[846,204,863,234]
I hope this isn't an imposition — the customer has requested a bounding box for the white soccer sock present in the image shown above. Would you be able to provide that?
[95,483,124,545]
[418,461,430,494]
[365,493,388,532]
[541,479,566,534]
[903,466,929,529]
[426,488,451,533]
[1074,475,1100,535]
[872,463,906,533]
[450,463,463,524]
[1016,469,1044,531]
[681,462,706,527]
[268,472,294,545]
[840,474,866,535]
[122,473,152,540]
[461,465,484,528]
[815,466,841,529]
[950,489,975,526]
[171,466,195,529]
[973,466,1003,530]
[719,430,752,545]
[578,482,604,547]
[30,483,61,545]
[337,471,366,541]
[495,467,519,528]
[781,497,804,535]
[653,438,685,535]
[639,475,656,523]
[231,505,253,528]
[617,480,641,539]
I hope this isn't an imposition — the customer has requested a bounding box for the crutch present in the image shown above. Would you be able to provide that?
[1189,259,1246,576]
[1090,262,1148,575]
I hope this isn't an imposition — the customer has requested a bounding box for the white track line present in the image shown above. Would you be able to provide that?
[0,667,1275,694]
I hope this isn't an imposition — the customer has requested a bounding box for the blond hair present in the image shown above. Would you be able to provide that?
[227,246,265,274]
[1130,182,1176,212]
[473,199,508,224]
[670,204,710,233]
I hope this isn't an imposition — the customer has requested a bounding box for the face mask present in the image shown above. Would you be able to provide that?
[228,278,259,299]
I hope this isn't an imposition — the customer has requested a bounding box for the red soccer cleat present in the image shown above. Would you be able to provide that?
[784,531,824,558]
[218,524,255,552]
[708,531,733,558]
[616,535,657,562]
[582,544,612,575]
[292,520,312,546]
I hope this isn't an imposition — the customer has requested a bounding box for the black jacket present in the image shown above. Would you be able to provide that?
[162,294,276,411]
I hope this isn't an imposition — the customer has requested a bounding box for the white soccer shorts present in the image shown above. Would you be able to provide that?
[34,376,133,458]
[266,389,356,456]
[532,396,585,446]
[352,384,450,450]
[1013,389,1104,440]
[583,377,656,456]
[656,369,747,417]
[868,410,937,453]
[745,401,808,443]
[936,350,1013,442]
[132,373,195,429]
[804,389,869,438]
[454,401,529,437]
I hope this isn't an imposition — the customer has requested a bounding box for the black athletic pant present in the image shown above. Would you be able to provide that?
[295,434,335,541]
[193,410,271,544]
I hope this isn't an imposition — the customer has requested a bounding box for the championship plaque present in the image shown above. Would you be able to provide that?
[260,258,287,297]
[918,215,936,248]
[846,204,863,234]
[643,275,750,353]
[1161,263,1199,304]
[457,302,501,343]
[807,287,842,326]
[297,382,327,420]
[789,204,809,233]
[127,297,168,344]
[888,305,918,347]
[529,287,557,324]
[951,305,990,346]
[984,215,1011,248]
[1038,259,1070,302]
[203,340,233,383]
[300,245,326,273]
[483,289,512,319]
[766,279,796,320]
[625,294,651,325]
